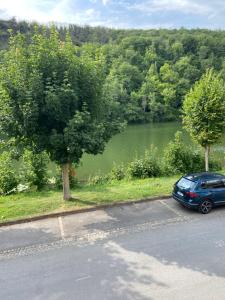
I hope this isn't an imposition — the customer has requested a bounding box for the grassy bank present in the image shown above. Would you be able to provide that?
[0,176,178,223]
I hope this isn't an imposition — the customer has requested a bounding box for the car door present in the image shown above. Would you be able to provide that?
[205,179,225,205]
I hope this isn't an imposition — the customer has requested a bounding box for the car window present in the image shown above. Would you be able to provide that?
[177,178,195,189]
[201,179,225,189]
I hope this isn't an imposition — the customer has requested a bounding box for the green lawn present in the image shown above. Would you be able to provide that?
[0,176,178,223]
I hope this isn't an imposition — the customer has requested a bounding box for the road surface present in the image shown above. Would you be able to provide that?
[1,198,225,299]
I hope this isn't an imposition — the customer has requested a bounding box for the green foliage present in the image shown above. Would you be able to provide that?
[86,136,222,184]
[163,131,198,174]
[0,20,225,192]
[0,151,18,194]
[0,28,122,165]
[128,147,161,179]
[209,159,222,172]
[21,150,49,190]
[1,20,225,123]
[183,69,225,148]
[110,163,126,181]
[0,28,123,198]
[162,131,222,175]
[88,174,110,185]
[88,164,126,184]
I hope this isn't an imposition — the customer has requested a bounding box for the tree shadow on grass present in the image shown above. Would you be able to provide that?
[67,198,98,206]
[16,190,58,199]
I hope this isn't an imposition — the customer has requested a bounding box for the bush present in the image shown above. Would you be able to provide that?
[0,151,18,194]
[21,150,49,190]
[162,131,222,175]
[88,174,110,185]
[128,147,161,179]
[209,158,222,172]
[162,131,187,174]
[110,163,126,181]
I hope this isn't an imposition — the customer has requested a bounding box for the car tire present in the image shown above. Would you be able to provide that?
[199,199,213,214]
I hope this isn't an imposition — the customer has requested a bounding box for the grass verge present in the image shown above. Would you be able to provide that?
[0,176,179,223]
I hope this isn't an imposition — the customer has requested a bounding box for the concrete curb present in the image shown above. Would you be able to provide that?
[0,195,171,228]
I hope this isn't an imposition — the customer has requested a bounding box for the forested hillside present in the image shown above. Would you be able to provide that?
[1,18,225,123]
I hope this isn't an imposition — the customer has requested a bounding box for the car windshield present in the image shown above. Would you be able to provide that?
[177,178,195,189]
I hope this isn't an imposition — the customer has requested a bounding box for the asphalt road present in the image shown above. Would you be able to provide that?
[1,198,225,300]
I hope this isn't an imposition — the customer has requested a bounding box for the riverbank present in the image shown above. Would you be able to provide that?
[0,176,178,223]
[76,122,225,179]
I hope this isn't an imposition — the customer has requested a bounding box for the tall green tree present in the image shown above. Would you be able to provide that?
[2,19,225,125]
[0,28,122,200]
[183,69,225,171]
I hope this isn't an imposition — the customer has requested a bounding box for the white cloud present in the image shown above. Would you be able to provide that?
[102,0,111,6]
[49,0,75,23]
[130,0,212,15]
[0,0,224,28]
[0,0,104,26]
[0,0,55,22]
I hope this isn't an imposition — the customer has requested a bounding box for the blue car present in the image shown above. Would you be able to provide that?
[172,172,225,214]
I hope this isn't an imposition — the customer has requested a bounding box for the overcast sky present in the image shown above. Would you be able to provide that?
[0,0,224,29]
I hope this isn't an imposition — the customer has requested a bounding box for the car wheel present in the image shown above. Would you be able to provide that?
[199,199,213,214]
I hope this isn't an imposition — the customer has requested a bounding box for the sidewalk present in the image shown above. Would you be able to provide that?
[0,198,194,252]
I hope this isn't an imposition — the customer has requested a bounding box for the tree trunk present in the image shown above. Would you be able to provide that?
[62,163,71,200]
[205,145,210,172]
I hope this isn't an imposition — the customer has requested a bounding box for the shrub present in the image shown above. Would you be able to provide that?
[88,174,110,185]
[209,157,222,171]
[162,131,222,175]
[110,163,126,181]
[0,151,18,194]
[21,150,49,190]
[128,147,161,179]
[128,158,145,178]
[162,131,188,175]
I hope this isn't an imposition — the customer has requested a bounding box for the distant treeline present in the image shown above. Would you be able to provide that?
[1,18,225,123]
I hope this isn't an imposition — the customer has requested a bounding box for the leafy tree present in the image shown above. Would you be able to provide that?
[124,48,144,69]
[144,46,158,67]
[0,29,122,200]
[183,69,225,171]
[160,63,178,83]
[181,35,198,54]
[135,63,176,122]
[171,41,184,60]
[109,60,143,94]
[1,19,225,126]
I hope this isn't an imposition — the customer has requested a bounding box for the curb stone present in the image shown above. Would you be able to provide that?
[0,195,171,228]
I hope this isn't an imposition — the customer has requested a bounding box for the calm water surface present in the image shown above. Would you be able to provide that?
[77,122,225,179]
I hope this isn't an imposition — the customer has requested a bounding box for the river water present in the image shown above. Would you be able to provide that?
[77,122,225,179]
